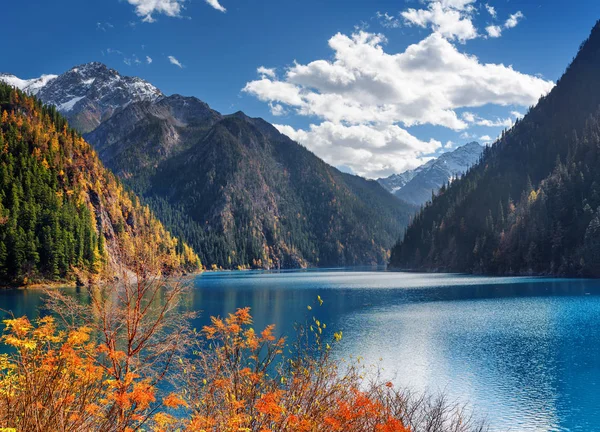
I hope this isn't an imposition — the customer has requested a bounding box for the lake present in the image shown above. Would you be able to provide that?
[1,269,600,431]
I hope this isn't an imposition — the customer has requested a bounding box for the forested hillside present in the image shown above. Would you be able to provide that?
[0,83,199,285]
[86,102,416,269]
[390,21,600,277]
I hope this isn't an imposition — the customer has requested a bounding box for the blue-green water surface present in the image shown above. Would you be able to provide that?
[2,270,600,431]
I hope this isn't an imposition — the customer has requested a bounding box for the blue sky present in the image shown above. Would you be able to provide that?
[2,0,600,178]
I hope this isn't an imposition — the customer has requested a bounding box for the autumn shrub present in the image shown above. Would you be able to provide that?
[0,277,486,432]
[175,301,487,432]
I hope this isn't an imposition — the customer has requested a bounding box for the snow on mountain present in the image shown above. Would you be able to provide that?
[0,73,58,95]
[378,142,483,206]
[1,62,163,133]
[377,169,419,193]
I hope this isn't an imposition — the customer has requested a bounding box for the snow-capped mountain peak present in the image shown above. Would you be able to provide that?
[0,73,58,95]
[1,62,163,133]
[378,142,483,205]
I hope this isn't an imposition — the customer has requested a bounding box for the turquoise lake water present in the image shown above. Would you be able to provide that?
[2,269,600,431]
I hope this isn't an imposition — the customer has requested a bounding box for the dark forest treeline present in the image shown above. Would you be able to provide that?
[390,20,600,277]
[0,83,199,285]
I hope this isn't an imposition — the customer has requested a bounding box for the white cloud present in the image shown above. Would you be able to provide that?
[168,55,184,68]
[257,66,276,78]
[376,11,401,29]
[401,0,477,43]
[205,0,226,12]
[462,111,518,127]
[126,0,185,22]
[484,10,524,38]
[146,56,153,64]
[243,8,551,178]
[479,134,493,141]
[274,122,442,178]
[505,11,524,29]
[269,102,287,116]
[485,4,497,18]
[244,31,553,131]
[486,25,502,38]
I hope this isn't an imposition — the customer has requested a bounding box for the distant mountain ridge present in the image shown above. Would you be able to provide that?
[0,63,162,133]
[378,142,483,206]
[2,62,417,270]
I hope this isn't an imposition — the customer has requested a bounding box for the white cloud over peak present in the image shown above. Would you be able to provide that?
[205,0,226,12]
[243,2,549,178]
[126,0,185,22]
[274,122,442,178]
[245,31,553,130]
[168,55,184,68]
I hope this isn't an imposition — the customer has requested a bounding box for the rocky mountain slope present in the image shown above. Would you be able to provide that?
[1,63,162,133]
[87,102,416,269]
[0,83,198,285]
[2,62,416,269]
[390,21,600,277]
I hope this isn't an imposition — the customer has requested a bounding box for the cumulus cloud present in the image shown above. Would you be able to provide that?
[244,31,553,131]
[168,55,184,68]
[505,11,524,29]
[257,66,276,78]
[401,0,477,42]
[269,102,287,116]
[486,25,502,38]
[274,122,442,178]
[205,0,226,12]
[146,56,153,64]
[243,5,550,178]
[126,0,185,22]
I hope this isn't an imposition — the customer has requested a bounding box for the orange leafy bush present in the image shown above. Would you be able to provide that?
[176,304,445,432]
[0,279,485,432]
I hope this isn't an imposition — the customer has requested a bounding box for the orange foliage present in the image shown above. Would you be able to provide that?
[177,305,411,432]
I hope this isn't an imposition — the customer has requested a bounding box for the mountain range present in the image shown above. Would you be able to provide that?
[2,63,416,270]
[378,142,483,206]
[390,20,600,277]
